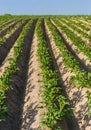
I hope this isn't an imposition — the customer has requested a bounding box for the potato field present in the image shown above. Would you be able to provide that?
[0,15,91,130]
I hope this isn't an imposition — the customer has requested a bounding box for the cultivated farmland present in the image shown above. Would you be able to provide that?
[0,15,91,130]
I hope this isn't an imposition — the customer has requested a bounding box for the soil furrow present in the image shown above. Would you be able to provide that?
[21,32,42,130]
[0,20,28,66]
[70,18,91,27]
[0,19,21,37]
[58,19,91,46]
[0,19,37,130]
[50,19,91,72]
[78,19,91,26]
[45,20,91,130]
[41,19,69,130]
[62,18,89,35]
[0,19,15,28]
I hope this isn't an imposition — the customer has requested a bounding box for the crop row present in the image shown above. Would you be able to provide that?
[62,17,90,31]
[0,15,14,26]
[0,18,17,32]
[52,18,91,64]
[46,18,91,87]
[45,18,91,115]
[0,19,34,122]
[36,19,69,129]
[59,18,91,43]
[0,19,23,45]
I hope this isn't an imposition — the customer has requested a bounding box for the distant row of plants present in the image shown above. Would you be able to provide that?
[52,18,91,62]
[0,19,25,45]
[58,18,91,42]
[0,18,16,31]
[62,17,90,31]
[0,15,14,27]
[45,18,91,115]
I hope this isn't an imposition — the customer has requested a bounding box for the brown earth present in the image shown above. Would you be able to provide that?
[45,19,91,130]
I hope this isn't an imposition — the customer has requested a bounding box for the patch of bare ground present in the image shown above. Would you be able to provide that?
[0,20,37,130]
[45,20,91,130]
[50,19,91,72]
[21,32,44,130]
[0,20,28,65]
[57,19,91,46]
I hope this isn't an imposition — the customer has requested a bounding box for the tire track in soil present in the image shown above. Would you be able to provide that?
[0,20,28,66]
[0,19,37,130]
[45,20,91,130]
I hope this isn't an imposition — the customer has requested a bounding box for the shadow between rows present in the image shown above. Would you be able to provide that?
[0,20,28,66]
[0,19,38,130]
[44,18,80,130]
[49,18,91,73]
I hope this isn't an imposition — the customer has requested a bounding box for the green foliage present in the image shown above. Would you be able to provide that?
[0,19,34,121]
[86,91,91,115]
[0,19,25,46]
[53,18,91,62]
[0,37,6,45]
[36,19,70,129]
[46,17,91,117]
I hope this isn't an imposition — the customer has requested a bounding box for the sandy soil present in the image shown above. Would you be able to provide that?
[51,19,91,72]
[21,33,43,130]
[0,42,15,77]
[62,18,89,35]
[70,18,91,27]
[45,20,91,130]
[0,20,18,37]
[0,20,22,76]
[0,20,27,65]
[57,19,91,46]
[79,19,91,26]
[0,20,37,130]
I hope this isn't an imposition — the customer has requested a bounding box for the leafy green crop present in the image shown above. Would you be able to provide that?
[46,17,91,116]
[36,19,70,129]
[0,18,34,121]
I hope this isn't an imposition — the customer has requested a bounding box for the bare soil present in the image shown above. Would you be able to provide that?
[0,19,20,37]
[21,33,43,130]
[51,19,91,72]
[45,20,91,130]
[0,17,91,130]
[0,20,27,65]
[57,19,91,46]
[0,20,37,130]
